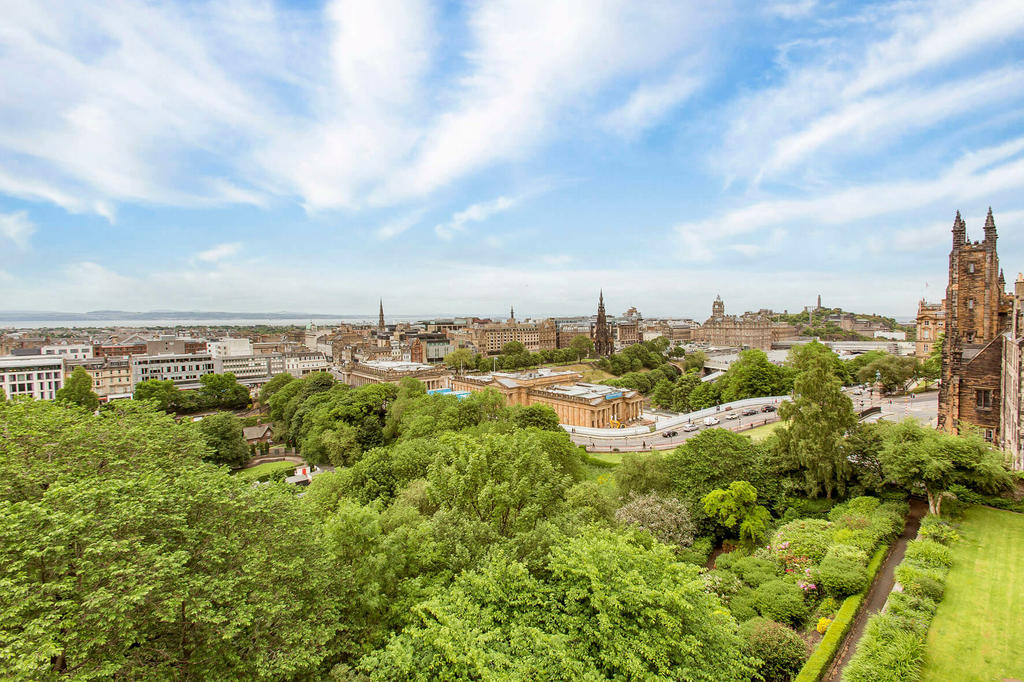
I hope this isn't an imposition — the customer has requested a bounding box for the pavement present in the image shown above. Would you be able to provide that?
[569,389,939,453]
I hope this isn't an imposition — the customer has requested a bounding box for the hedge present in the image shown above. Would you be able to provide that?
[841,531,958,682]
[793,543,889,682]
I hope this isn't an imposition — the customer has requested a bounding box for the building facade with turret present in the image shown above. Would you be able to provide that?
[938,209,1013,443]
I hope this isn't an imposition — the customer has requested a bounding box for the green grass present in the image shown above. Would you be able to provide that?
[919,506,1024,681]
[235,460,296,483]
[741,420,784,442]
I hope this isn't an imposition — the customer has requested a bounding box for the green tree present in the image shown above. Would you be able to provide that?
[718,349,787,402]
[0,399,342,680]
[684,350,707,371]
[774,352,856,498]
[506,404,561,431]
[878,419,1011,514]
[651,379,675,408]
[443,347,476,371]
[856,353,919,394]
[687,380,721,410]
[199,372,250,409]
[132,378,180,412]
[920,334,943,380]
[55,366,100,411]
[360,527,755,680]
[702,481,771,549]
[569,334,594,360]
[196,412,250,468]
[257,372,294,404]
[501,340,526,355]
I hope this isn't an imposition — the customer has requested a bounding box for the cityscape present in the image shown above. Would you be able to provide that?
[2,1,1024,681]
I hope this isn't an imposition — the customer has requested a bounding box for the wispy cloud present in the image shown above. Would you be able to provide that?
[375,209,425,240]
[195,242,242,263]
[601,66,703,138]
[435,195,520,240]
[0,211,35,250]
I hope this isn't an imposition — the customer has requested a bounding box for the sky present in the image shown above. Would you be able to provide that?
[1,0,1023,320]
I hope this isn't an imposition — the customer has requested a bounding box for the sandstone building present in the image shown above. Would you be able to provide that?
[693,296,797,350]
[937,209,1012,443]
[915,300,945,357]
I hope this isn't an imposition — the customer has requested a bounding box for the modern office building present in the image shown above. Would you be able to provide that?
[0,355,65,400]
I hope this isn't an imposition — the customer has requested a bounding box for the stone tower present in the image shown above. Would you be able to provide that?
[938,208,1011,437]
[711,295,725,319]
[378,300,385,332]
[509,305,515,322]
[594,290,612,356]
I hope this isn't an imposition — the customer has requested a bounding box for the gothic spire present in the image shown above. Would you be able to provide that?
[378,299,385,331]
[984,207,997,240]
[952,210,966,246]
[510,305,514,321]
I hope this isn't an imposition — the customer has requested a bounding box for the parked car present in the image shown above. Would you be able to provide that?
[661,430,678,438]
[703,416,720,426]
[682,423,700,432]
[725,412,739,420]
[741,408,758,416]
[760,404,777,413]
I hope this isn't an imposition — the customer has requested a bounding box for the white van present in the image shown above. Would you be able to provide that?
[703,416,720,426]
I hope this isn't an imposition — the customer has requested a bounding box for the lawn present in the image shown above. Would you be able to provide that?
[919,506,1024,682]
[740,420,783,442]
[235,460,296,483]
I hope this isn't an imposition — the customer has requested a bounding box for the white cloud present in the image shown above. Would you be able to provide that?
[716,0,1024,184]
[0,0,718,215]
[435,195,519,240]
[195,242,242,263]
[541,254,575,266]
[601,66,703,138]
[375,210,425,240]
[674,137,1024,258]
[0,211,35,249]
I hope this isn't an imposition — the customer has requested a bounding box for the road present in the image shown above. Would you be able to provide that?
[569,390,939,453]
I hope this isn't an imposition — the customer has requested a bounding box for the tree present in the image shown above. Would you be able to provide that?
[443,347,476,371]
[774,352,856,498]
[506,404,561,431]
[0,399,343,679]
[687,380,722,410]
[133,378,180,412]
[569,334,594,361]
[258,372,294,404]
[718,349,787,402]
[878,419,1011,514]
[360,528,756,680]
[702,481,771,549]
[684,350,706,371]
[651,379,675,408]
[615,492,696,550]
[614,451,672,497]
[856,353,919,394]
[55,366,100,411]
[199,372,250,409]
[787,339,848,384]
[664,429,770,525]
[501,340,526,355]
[920,334,942,381]
[196,412,250,468]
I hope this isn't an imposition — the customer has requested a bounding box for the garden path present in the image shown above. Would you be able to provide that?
[822,497,928,682]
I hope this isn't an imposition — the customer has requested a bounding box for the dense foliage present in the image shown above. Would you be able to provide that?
[134,371,250,413]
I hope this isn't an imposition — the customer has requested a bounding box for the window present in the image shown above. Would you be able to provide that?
[968,262,975,274]
[984,429,994,442]
[976,389,994,409]
[968,298,974,309]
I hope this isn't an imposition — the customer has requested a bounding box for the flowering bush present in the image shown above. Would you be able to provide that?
[771,518,833,564]
[816,617,832,634]
[818,554,868,598]
[753,579,809,626]
[917,516,959,546]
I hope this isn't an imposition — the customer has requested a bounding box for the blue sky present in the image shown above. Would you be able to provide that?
[1,0,1023,319]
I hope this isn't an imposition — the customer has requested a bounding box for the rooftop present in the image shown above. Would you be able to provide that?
[361,359,436,372]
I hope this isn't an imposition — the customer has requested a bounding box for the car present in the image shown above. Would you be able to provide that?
[760,404,777,413]
[661,430,678,438]
[725,412,739,420]
[741,408,758,416]
[852,388,864,395]
[682,423,699,432]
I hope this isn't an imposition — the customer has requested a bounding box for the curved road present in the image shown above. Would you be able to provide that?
[569,390,937,452]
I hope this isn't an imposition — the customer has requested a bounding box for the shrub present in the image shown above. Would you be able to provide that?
[740,618,809,682]
[702,569,744,602]
[754,579,809,626]
[817,617,832,634]
[731,556,781,588]
[677,536,714,565]
[885,592,936,634]
[917,516,959,546]
[824,543,868,565]
[831,527,876,552]
[730,590,759,622]
[615,492,696,549]
[773,518,833,565]
[904,539,953,569]
[895,564,946,602]
[817,596,840,618]
[842,613,926,682]
[818,555,868,598]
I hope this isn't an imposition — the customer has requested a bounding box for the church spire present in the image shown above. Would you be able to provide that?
[378,299,385,331]
[952,210,966,246]
[984,206,997,242]
[594,290,611,357]
[510,305,515,322]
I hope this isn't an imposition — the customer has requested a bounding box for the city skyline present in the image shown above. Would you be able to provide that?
[1,0,1023,316]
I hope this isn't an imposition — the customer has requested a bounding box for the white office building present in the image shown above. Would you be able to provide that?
[0,356,65,400]
[208,338,254,358]
[131,353,216,390]
[41,343,93,360]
